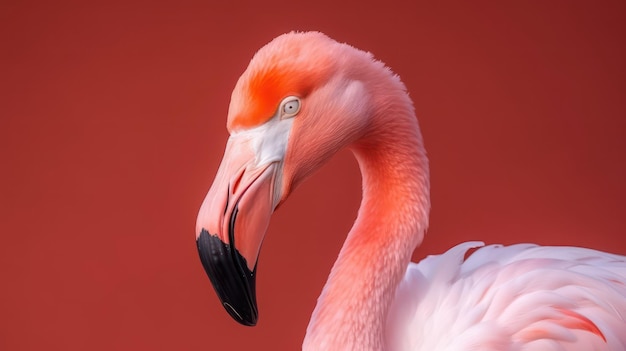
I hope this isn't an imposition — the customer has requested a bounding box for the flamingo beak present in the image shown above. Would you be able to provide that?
[196,136,278,326]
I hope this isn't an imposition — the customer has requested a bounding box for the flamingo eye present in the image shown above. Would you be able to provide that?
[280,97,301,118]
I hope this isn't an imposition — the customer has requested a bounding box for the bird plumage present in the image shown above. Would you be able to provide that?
[196,31,626,350]
[389,242,626,350]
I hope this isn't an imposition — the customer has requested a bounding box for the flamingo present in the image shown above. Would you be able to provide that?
[195,31,626,350]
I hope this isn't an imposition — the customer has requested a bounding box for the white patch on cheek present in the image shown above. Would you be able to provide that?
[251,117,294,166]
[230,116,294,207]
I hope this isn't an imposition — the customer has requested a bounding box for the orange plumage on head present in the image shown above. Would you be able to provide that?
[227,32,334,131]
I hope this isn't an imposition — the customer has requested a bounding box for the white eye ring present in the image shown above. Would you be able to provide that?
[280,96,301,118]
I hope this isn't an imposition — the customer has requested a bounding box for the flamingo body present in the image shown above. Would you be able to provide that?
[389,242,626,350]
[195,31,626,350]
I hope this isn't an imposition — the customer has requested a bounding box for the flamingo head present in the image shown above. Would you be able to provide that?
[195,32,373,325]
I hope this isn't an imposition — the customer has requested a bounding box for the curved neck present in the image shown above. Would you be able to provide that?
[303,91,430,350]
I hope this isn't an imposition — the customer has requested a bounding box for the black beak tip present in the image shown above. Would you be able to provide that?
[197,229,258,326]
[223,301,257,326]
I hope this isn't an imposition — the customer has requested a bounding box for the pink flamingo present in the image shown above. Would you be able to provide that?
[195,32,626,350]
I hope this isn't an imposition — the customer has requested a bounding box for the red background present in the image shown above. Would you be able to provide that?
[1,1,625,350]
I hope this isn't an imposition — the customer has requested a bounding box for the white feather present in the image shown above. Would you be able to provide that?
[387,242,626,351]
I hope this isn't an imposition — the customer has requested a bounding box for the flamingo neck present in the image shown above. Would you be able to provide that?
[303,96,430,350]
